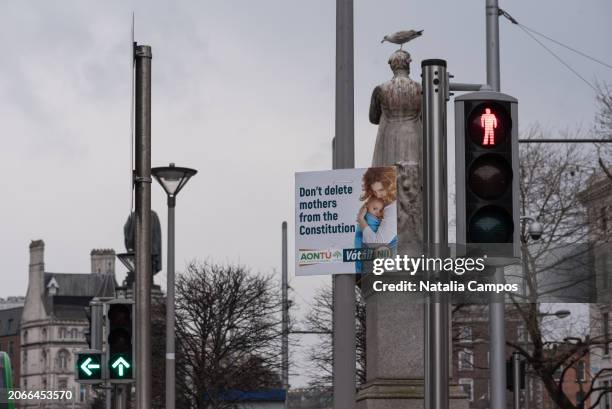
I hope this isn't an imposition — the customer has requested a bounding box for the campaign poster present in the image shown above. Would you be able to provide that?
[295,167,398,276]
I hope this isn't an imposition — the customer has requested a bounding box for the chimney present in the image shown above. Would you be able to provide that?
[90,249,116,275]
[28,239,45,297]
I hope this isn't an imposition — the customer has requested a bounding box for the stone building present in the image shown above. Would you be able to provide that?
[20,240,116,408]
[452,304,523,409]
[578,173,612,408]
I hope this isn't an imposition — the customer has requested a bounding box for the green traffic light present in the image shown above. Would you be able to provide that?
[76,354,102,380]
[468,205,513,243]
[109,354,133,379]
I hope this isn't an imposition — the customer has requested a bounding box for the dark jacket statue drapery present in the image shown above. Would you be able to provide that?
[123,211,163,275]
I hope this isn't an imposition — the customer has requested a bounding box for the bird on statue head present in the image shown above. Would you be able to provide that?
[381,30,423,49]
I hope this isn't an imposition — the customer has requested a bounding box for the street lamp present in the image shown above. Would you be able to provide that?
[151,163,197,409]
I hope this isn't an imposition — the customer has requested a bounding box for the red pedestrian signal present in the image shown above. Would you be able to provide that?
[455,92,519,258]
[467,102,512,148]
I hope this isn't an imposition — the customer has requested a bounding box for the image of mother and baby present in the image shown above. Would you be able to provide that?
[354,166,398,272]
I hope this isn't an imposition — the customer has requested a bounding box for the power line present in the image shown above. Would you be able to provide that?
[499,8,601,93]
[516,24,598,93]
[517,23,612,72]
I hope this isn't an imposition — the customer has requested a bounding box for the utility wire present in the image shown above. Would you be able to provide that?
[518,23,612,71]
[499,8,600,93]
[517,25,597,93]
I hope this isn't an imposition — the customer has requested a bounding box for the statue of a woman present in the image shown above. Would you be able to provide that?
[370,50,422,167]
[369,49,423,249]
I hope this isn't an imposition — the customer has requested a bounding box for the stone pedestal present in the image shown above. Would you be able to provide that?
[356,274,469,409]
[356,163,468,409]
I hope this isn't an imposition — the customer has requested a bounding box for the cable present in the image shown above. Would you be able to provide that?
[499,8,612,72]
[518,23,612,71]
[516,24,598,93]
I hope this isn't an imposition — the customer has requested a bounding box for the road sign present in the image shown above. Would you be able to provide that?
[75,350,103,383]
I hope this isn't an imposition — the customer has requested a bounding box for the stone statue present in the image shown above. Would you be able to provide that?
[123,211,163,287]
[369,49,423,249]
[357,48,468,409]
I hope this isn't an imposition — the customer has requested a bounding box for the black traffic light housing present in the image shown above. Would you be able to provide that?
[105,299,134,382]
[455,91,520,259]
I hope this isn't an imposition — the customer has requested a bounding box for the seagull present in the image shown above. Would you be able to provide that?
[381,30,423,48]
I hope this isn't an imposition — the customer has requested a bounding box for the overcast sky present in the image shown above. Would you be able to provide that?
[1,0,610,386]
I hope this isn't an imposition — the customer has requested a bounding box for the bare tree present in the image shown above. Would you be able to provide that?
[507,129,612,409]
[175,261,283,409]
[303,284,366,390]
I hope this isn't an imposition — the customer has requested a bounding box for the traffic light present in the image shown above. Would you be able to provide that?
[75,350,103,383]
[455,91,520,258]
[106,299,134,382]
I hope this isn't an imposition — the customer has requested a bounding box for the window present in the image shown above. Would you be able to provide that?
[8,341,13,357]
[458,326,473,343]
[7,319,13,332]
[458,378,474,402]
[458,349,474,371]
[71,328,78,339]
[79,385,87,402]
[59,327,66,339]
[58,350,69,370]
[42,328,47,341]
[23,330,28,344]
[23,350,27,366]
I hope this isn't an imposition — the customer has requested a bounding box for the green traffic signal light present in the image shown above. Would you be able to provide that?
[109,354,132,379]
[76,353,102,380]
[468,206,513,243]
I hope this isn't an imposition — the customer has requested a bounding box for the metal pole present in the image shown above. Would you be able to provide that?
[333,0,356,408]
[114,385,128,409]
[512,352,521,409]
[489,268,506,409]
[134,43,153,409]
[422,59,450,409]
[90,300,103,350]
[486,0,501,91]
[105,384,111,409]
[486,1,506,407]
[166,195,176,409]
[281,221,289,409]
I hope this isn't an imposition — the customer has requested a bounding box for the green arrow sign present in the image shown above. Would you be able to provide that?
[111,357,130,377]
[80,357,101,376]
[109,353,133,380]
[75,352,102,382]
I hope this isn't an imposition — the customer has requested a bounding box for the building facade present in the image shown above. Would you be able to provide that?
[579,173,612,409]
[20,240,116,409]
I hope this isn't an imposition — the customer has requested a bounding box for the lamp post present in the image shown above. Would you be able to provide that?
[151,163,197,409]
